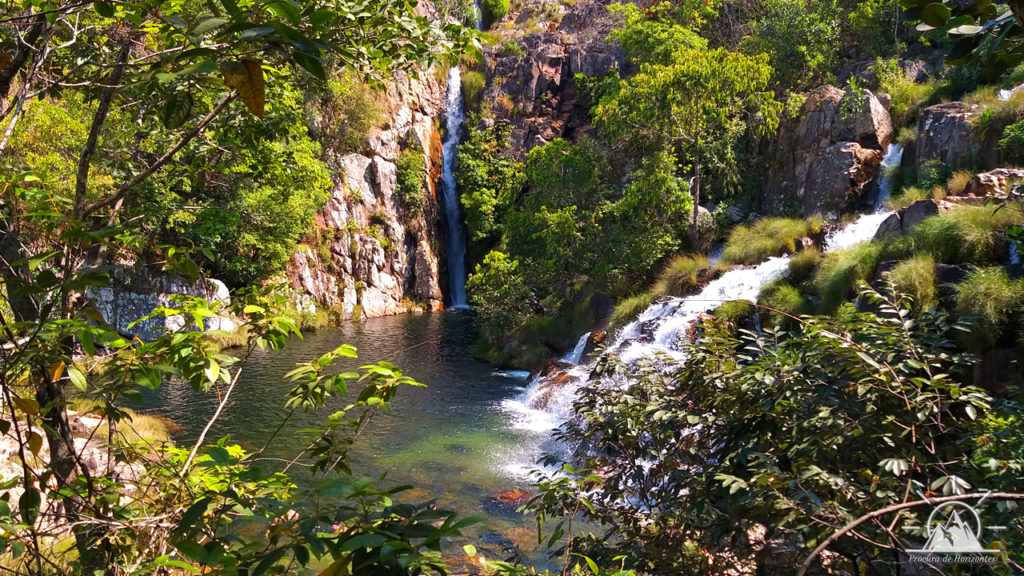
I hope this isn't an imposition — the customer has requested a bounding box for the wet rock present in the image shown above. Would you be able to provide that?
[803,141,883,220]
[496,488,532,506]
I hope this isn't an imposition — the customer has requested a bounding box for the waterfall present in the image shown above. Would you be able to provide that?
[496,142,907,478]
[560,332,591,364]
[441,66,469,308]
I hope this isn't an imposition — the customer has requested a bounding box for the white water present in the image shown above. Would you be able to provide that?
[560,332,591,364]
[497,143,906,477]
[441,66,469,308]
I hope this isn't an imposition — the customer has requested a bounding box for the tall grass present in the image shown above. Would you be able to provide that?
[652,254,708,296]
[722,217,822,265]
[887,254,937,311]
[611,293,653,327]
[758,280,807,329]
[712,300,756,326]
[787,247,821,286]
[813,242,884,313]
[955,267,1024,350]
[912,204,1024,264]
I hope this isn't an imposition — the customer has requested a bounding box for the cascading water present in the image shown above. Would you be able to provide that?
[440,67,469,308]
[560,332,591,364]
[498,142,906,475]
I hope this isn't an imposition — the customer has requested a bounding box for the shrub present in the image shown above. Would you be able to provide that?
[461,70,486,114]
[396,146,427,212]
[740,0,841,89]
[956,267,1024,350]
[886,254,937,311]
[321,70,382,153]
[788,247,821,286]
[846,0,901,58]
[652,254,708,296]
[611,293,654,327]
[722,217,820,265]
[912,204,1024,264]
[758,280,807,328]
[872,57,936,127]
[480,0,509,28]
[712,299,756,326]
[498,41,525,58]
[813,242,883,313]
[466,251,534,340]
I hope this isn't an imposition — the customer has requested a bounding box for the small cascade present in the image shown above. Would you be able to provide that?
[560,332,591,364]
[496,141,907,478]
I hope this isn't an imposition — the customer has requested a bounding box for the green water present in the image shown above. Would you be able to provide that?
[145,311,558,566]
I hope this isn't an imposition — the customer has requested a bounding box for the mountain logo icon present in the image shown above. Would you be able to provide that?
[908,499,1003,555]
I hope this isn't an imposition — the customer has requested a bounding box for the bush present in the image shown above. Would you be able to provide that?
[480,0,509,28]
[912,204,1024,264]
[498,41,525,57]
[813,242,883,313]
[652,254,708,296]
[466,251,534,341]
[712,299,756,326]
[741,0,841,89]
[758,280,806,328]
[396,146,427,212]
[872,57,936,127]
[787,247,821,286]
[722,217,821,265]
[611,293,654,327]
[846,0,901,58]
[461,70,486,114]
[886,254,937,311]
[321,70,382,153]
[956,267,1024,350]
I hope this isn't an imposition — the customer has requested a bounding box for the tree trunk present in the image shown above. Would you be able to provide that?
[690,152,701,248]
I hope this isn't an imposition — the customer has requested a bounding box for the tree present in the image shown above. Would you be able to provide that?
[595,47,780,246]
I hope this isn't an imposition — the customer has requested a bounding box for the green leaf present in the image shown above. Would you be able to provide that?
[463,544,477,557]
[174,540,208,564]
[67,365,87,392]
[341,533,387,551]
[192,17,229,36]
[162,91,194,129]
[920,2,951,27]
[95,2,115,17]
[19,489,39,526]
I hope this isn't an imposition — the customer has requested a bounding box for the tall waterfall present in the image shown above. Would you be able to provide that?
[498,142,906,477]
[440,66,469,308]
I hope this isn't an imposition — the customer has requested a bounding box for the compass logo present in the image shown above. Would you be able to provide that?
[908,493,1006,565]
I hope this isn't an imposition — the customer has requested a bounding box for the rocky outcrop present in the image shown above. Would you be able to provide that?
[915,102,981,173]
[286,70,447,318]
[89,266,236,341]
[873,199,954,240]
[762,85,892,220]
[479,0,624,153]
[962,167,1024,197]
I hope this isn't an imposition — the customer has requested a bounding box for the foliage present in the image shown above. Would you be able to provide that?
[741,0,841,89]
[555,289,1018,573]
[886,253,937,312]
[609,293,654,327]
[461,70,487,114]
[911,203,1024,264]
[812,242,883,312]
[456,124,525,253]
[480,0,510,28]
[846,0,902,58]
[787,246,821,286]
[955,267,1024,349]
[396,145,427,212]
[466,251,535,341]
[758,280,807,328]
[317,69,383,153]
[712,299,756,326]
[652,254,708,296]
[722,217,820,265]
[498,41,526,57]
[607,2,708,66]
[871,57,936,127]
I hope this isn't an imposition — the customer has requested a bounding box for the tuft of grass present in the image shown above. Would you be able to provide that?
[947,171,973,196]
[887,254,937,311]
[67,399,176,446]
[652,254,708,296]
[461,70,486,114]
[873,58,938,127]
[813,242,884,313]
[611,293,653,327]
[787,248,821,286]
[712,300,756,326]
[722,217,821,265]
[205,327,249,352]
[758,280,807,329]
[912,204,1024,264]
[955,267,1024,350]
[886,186,931,211]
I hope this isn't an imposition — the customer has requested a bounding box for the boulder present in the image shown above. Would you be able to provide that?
[872,199,952,241]
[962,168,1024,197]
[833,89,893,150]
[802,142,883,220]
[916,102,981,173]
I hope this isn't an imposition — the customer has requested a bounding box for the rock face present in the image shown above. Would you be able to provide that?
[90,266,236,341]
[873,199,954,241]
[286,70,447,318]
[963,167,1024,197]
[480,0,624,153]
[915,102,981,173]
[762,85,892,220]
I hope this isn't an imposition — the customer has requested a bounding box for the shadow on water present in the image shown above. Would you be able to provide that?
[140,310,560,568]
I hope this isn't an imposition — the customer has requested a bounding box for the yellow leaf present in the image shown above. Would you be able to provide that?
[320,558,351,576]
[28,431,42,456]
[12,396,39,417]
[49,360,65,382]
[220,59,265,118]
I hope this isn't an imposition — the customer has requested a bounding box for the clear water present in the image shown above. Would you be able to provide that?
[143,312,554,564]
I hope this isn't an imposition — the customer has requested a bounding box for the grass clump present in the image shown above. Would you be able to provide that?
[461,70,486,114]
[955,267,1024,350]
[611,293,653,327]
[872,57,937,127]
[886,186,933,211]
[713,300,756,326]
[67,399,176,446]
[813,242,883,313]
[912,204,1024,264]
[887,254,937,311]
[758,280,807,329]
[947,170,973,196]
[652,254,708,296]
[722,217,822,265]
[787,247,821,286]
